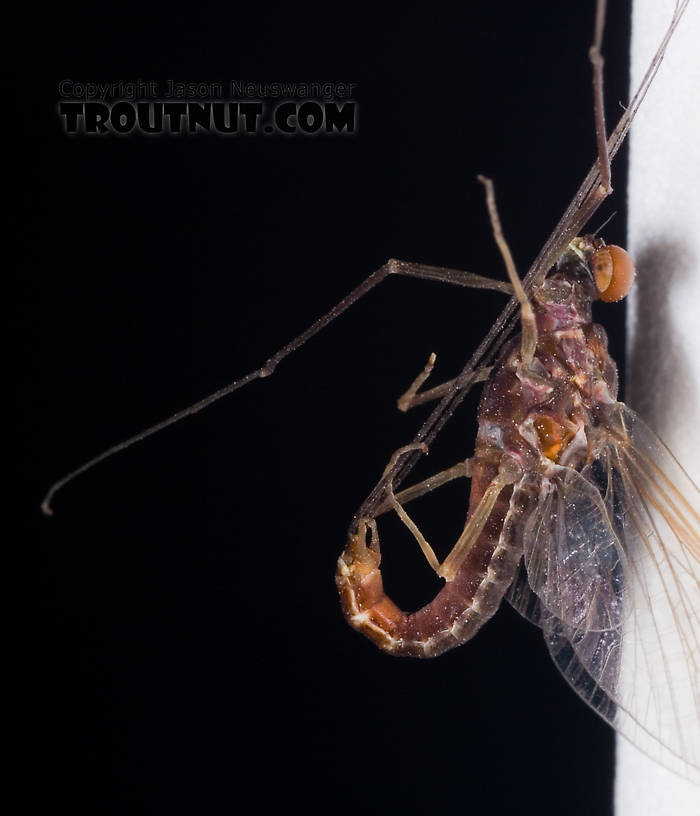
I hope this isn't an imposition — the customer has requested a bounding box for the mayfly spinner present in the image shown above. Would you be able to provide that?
[43,0,698,785]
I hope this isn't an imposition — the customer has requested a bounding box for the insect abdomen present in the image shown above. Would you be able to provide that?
[336,466,535,658]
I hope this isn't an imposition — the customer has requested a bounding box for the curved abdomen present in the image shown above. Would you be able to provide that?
[336,470,539,657]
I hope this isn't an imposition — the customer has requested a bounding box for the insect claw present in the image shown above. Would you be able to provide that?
[347,517,381,562]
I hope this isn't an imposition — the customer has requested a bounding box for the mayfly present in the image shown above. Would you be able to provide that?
[42,0,698,785]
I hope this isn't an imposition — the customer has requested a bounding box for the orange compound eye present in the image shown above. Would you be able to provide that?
[592,244,636,302]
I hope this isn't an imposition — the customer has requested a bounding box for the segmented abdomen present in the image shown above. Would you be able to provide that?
[336,472,540,657]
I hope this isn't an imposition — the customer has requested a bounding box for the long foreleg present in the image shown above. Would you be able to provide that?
[42,260,510,513]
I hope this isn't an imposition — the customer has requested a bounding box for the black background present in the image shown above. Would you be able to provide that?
[17,1,634,813]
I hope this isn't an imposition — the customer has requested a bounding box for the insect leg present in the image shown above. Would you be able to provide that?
[478,175,537,366]
[375,447,472,516]
[388,261,513,295]
[390,461,471,510]
[397,352,491,412]
[589,0,611,193]
[41,260,509,514]
[386,468,508,581]
[375,443,506,582]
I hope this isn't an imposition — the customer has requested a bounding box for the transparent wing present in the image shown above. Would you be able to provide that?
[519,465,628,632]
[507,404,700,782]
[507,563,619,723]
